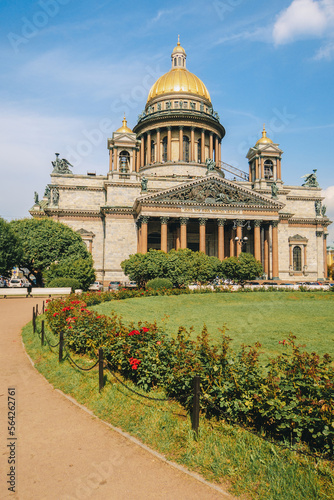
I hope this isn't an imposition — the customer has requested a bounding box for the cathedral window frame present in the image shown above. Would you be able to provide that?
[197,138,201,163]
[183,135,190,163]
[293,246,302,272]
[151,140,155,163]
[162,136,168,162]
[264,159,274,180]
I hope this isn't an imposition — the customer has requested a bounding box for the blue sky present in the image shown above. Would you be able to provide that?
[1,0,334,241]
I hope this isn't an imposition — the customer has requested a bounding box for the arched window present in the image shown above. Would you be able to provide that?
[293,246,302,271]
[162,136,168,162]
[119,150,130,172]
[264,160,273,179]
[174,58,177,67]
[183,136,189,162]
[151,140,155,163]
[197,139,201,163]
[178,57,181,66]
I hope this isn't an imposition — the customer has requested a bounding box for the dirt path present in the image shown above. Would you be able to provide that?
[0,298,234,500]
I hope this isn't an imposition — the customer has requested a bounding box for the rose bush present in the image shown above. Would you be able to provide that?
[44,294,334,456]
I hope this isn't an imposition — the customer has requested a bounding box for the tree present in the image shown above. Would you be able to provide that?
[44,256,95,291]
[10,218,95,287]
[121,248,224,287]
[220,252,263,284]
[0,218,23,277]
[121,250,168,287]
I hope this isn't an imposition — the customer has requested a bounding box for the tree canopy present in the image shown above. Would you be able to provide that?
[10,218,95,288]
[0,218,23,277]
[121,249,263,287]
[121,248,221,287]
[220,253,263,284]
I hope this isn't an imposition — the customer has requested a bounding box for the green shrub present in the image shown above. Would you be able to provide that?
[146,278,173,290]
[48,277,81,291]
[44,292,334,457]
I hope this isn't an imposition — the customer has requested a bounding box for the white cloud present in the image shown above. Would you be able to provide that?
[314,39,334,59]
[273,0,334,45]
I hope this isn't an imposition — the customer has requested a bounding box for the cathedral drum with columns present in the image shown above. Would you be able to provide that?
[31,39,331,283]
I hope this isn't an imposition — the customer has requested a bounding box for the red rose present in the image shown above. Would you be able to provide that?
[129,330,140,336]
[53,312,59,317]
[141,327,149,333]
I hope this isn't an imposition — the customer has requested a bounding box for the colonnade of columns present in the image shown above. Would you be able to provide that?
[136,216,280,279]
[137,126,221,169]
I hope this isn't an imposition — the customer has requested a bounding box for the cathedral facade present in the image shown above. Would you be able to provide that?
[31,40,331,283]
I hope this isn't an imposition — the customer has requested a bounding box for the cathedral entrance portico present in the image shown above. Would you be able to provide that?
[136,213,279,278]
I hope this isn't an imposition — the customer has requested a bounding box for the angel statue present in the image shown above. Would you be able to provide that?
[52,153,73,174]
[271,181,278,199]
[34,191,39,204]
[301,169,319,188]
[141,176,148,192]
[206,158,216,172]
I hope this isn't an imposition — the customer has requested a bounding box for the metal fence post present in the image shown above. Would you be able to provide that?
[191,376,201,435]
[59,331,64,362]
[41,320,45,346]
[42,300,45,315]
[99,348,104,392]
[36,303,39,316]
[32,307,36,333]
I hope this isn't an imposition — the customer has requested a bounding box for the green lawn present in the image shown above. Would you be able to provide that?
[22,317,334,500]
[93,291,334,358]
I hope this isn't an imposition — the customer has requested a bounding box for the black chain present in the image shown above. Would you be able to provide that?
[105,363,169,402]
[43,332,60,348]
[63,345,99,371]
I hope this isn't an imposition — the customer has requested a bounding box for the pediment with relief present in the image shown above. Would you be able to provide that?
[137,174,284,210]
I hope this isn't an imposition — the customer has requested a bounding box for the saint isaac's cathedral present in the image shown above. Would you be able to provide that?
[31,39,331,283]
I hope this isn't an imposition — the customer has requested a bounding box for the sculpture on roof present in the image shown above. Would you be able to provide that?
[34,191,39,204]
[301,169,319,188]
[315,200,321,216]
[321,204,327,217]
[52,153,73,174]
[271,181,278,199]
[206,158,216,172]
[44,185,51,200]
[141,176,148,192]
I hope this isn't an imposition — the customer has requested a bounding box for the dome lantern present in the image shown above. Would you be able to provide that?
[171,35,187,69]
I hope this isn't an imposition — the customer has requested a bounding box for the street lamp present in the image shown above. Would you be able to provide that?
[233,220,251,248]
[235,235,248,247]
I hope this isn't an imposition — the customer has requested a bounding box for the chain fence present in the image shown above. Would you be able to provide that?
[31,304,331,460]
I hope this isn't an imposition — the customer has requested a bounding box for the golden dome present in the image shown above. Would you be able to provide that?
[147,37,211,103]
[256,124,273,146]
[116,115,133,133]
[147,68,211,103]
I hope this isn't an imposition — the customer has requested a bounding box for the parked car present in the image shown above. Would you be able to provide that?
[8,278,24,288]
[89,281,103,291]
[108,281,122,291]
[124,281,137,289]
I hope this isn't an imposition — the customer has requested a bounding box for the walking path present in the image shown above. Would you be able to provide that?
[0,298,235,500]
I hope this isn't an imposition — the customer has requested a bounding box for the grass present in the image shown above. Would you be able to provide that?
[92,291,334,359]
[22,315,334,500]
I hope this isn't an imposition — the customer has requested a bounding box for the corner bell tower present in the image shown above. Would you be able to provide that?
[246,125,283,189]
[107,116,141,177]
